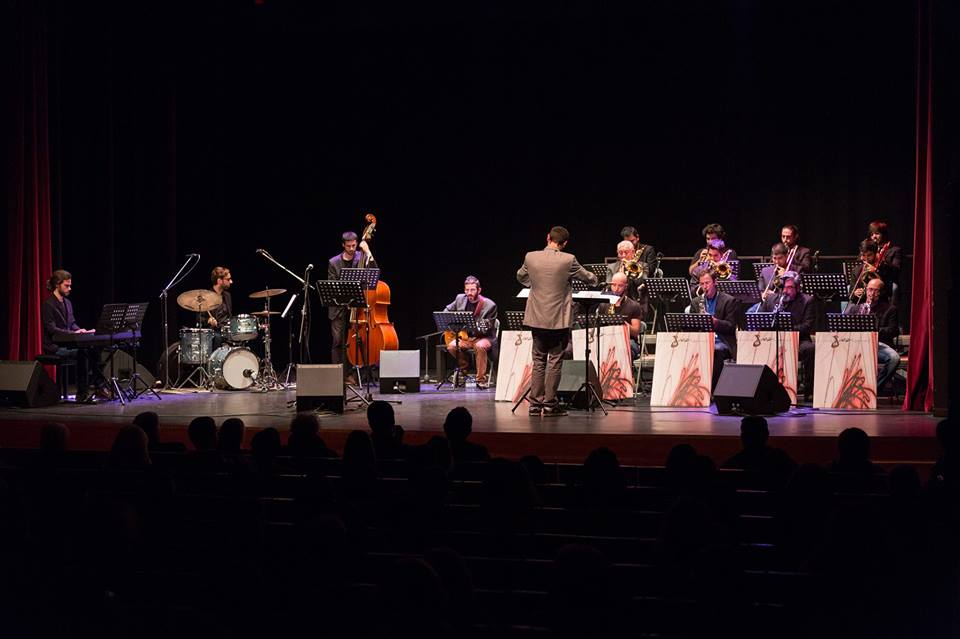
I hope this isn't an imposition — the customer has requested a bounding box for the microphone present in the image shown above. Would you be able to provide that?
[256,248,265,255]
[306,263,314,272]
[243,369,254,378]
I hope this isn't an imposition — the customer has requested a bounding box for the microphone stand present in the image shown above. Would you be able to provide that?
[158,254,200,389]
[256,249,316,369]
[299,265,314,364]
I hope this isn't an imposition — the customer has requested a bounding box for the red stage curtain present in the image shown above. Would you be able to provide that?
[6,1,54,362]
[904,0,934,411]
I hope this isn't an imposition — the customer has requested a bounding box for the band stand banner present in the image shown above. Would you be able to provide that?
[495,330,533,402]
[650,332,714,407]
[571,324,635,400]
[813,331,878,409]
[736,331,800,405]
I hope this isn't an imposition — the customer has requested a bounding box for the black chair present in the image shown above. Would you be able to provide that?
[35,354,75,400]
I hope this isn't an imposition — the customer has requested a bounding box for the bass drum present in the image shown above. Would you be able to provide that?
[209,346,259,390]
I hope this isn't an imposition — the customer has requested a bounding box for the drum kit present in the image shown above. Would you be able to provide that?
[174,287,287,392]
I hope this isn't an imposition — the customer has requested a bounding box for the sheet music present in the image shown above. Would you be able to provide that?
[515,289,618,304]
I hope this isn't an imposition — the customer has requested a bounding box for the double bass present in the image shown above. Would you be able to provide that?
[346,213,399,366]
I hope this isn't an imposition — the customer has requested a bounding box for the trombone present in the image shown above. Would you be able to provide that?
[761,245,797,299]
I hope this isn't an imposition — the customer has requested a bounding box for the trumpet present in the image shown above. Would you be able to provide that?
[621,258,647,279]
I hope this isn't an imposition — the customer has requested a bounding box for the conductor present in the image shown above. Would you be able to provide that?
[517,226,598,416]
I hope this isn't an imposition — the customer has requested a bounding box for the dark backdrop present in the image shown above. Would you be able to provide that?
[20,1,919,371]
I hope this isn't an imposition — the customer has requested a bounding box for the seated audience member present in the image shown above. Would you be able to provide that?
[249,427,294,475]
[375,558,451,638]
[367,400,407,460]
[722,416,797,488]
[578,447,627,509]
[133,411,186,452]
[408,435,453,472]
[218,417,246,453]
[520,454,548,485]
[107,425,151,470]
[187,416,218,451]
[286,414,338,458]
[827,427,884,477]
[443,406,490,462]
[39,422,69,455]
[341,430,379,500]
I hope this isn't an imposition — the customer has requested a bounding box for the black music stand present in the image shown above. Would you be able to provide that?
[433,311,479,390]
[316,278,368,407]
[803,273,848,300]
[664,313,714,333]
[585,263,611,284]
[752,261,774,282]
[717,280,761,305]
[504,311,526,331]
[842,260,864,286]
[745,311,794,385]
[826,313,878,332]
[95,303,135,404]
[341,268,382,404]
[121,302,157,401]
[647,278,693,332]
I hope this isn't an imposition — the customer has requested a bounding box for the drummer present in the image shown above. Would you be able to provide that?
[204,266,233,349]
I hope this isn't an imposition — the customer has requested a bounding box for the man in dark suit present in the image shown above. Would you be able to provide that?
[443,275,499,389]
[689,265,740,389]
[41,269,96,401]
[620,225,658,275]
[760,271,816,391]
[517,226,598,416]
[780,224,814,273]
[327,231,375,366]
[759,243,791,302]
[867,220,903,295]
[844,277,900,391]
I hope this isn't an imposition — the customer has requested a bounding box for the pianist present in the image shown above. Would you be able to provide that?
[41,270,96,402]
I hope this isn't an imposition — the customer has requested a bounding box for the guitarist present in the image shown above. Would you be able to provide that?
[443,276,498,389]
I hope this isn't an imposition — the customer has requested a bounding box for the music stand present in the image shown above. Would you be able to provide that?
[646,278,693,332]
[664,313,714,333]
[94,303,135,404]
[803,273,848,300]
[340,267,382,403]
[316,279,368,406]
[504,311,526,331]
[717,280,761,305]
[120,302,157,401]
[433,311,480,390]
[752,261,774,281]
[842,260,864,286]
[571,278,596,292]
[826,313,878,332]
[569,292,620,413]
[745,312,794,332]
[585,263,611,283]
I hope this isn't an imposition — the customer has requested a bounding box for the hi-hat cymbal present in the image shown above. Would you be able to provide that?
[249,288,287,299]
[250,310,280,317]
[176,289,223,312]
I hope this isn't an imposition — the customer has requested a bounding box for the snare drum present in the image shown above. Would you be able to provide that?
[223,314,259,343]
[179,328,214,365]
[209,346,259,390]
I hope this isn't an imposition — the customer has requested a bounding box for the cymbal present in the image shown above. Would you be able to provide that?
[176,289,223,312]
[249,288,287,299]
[250,310,280,317]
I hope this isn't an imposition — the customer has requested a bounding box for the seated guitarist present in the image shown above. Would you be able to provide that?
[443,276,498,389]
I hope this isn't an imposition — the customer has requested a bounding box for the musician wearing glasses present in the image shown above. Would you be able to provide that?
[598,272,645,359]
[204,266,233,350]
[844,277,900,391]
[606,240,650,317]
[851,239,897,303]
[689,223,738,276]
[780,225,814,273]
[759,271,816,391]
[688,265,739,389]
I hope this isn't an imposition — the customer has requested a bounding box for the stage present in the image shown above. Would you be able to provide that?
[0,384,940,468]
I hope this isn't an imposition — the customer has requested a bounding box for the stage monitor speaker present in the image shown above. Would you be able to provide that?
[0,360,61,408]
[557,359,601,409]
[379,350,420,393]
[714,364,790,416]
[296,364,344,413]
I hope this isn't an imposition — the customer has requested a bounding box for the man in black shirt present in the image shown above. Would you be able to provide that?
[41,269,95,401]
[599,272,645,359]
[203,266,233,349]
[689,223,738,276]
[844,277,900,391]
[327,231,376,365]
[780,224,814,274]
[759,272,816,391]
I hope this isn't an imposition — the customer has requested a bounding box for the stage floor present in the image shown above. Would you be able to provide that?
[0,385,940,467]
